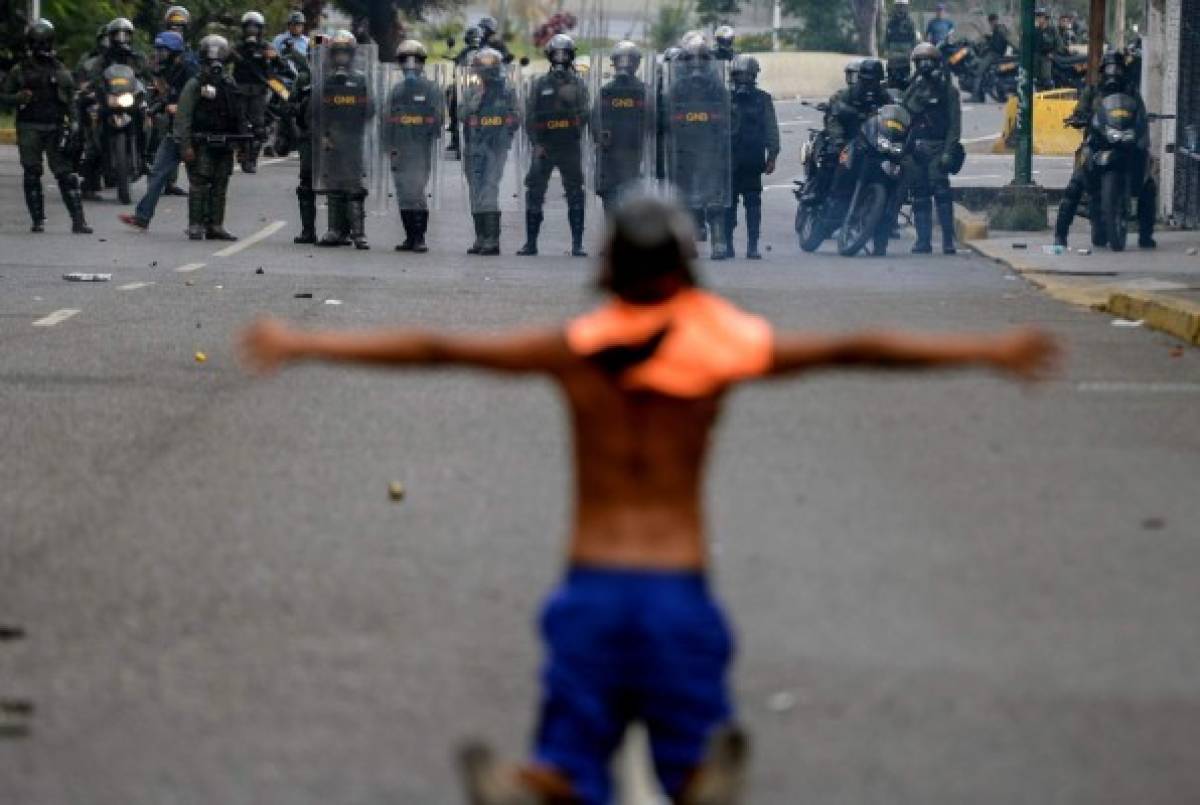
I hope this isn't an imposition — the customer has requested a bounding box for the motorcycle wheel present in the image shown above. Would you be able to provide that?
[796,202,825,253]
[113,130,131,205]
[837,184,887,257]
[1102,169,1128,252]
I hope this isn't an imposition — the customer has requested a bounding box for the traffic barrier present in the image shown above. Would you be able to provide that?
[993,89,1084,156]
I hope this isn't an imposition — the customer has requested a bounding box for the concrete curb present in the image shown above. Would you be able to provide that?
[0,129,15,145]
[954,204,988,242]
[967,236,1200,346]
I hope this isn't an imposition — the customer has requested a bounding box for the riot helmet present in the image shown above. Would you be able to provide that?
[844,57,863,86]
[611,40,642,75]
[478,16,498,39]
[329,29,357,68]
[287,11,306,33]
[164,6,190,33]
[893,0,910,13]
[1100,50,1126,91]
[107,18,135,52]
[714,25,735,50]
[545,33,575,70]
[27,19,55,58]
[678,30,711,73]
[911,42,942,77]
[396,39,428,75]
[463,26,482,48]
[729,54,759,87]
[857,58,885,88]
[197,34,230,83]
[472,47,504,83]
[241,11,266,43]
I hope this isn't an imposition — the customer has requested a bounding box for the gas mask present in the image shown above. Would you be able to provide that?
[243,26,261,44]
[549,49,571,72]
[401,56,423,78]
[915,58,939,79]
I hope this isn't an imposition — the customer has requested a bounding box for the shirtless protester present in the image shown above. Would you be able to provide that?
[239,197,1058,805]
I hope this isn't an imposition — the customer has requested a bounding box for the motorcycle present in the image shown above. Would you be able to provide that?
[265,74,297,157]
[83,64,147,204]
[978,54,1019,102]
[938,36,979,96]
[792,102,832,252]
[1051,52,1088,90]
[1073,93,1145,251]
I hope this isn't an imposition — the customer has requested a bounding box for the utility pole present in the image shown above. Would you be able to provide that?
[772,0,781,53]
[29,0,41,22]
[1014,0,1035,185]
[1111,0,1125,49]
[1087,0,1106,84]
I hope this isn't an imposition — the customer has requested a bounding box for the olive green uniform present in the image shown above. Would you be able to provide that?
[883,9,918,88]
[1034,24,1060,89]
[0,55,90,232]
[175,73,247,238]
[973,24,1011,102]
[902,69,962,252]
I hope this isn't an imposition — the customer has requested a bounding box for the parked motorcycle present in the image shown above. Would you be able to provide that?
[792,102,833,252]
[1052,52,1088,90]
[82,64,147,204]
[1072,92,1145,251]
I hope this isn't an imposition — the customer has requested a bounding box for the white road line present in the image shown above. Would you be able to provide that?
[1078,382,1200,394]
[33,309,80,327]
[962,133,1002,143]
[212,221,286,258]
[118,281,154,291]
[175,262,206,273]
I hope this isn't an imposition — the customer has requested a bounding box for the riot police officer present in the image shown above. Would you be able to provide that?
[0,20,92,233]
[902,43,962,254]
[385,39,444,252]
[446,26,482,158]
[714,26,736,61]
[1034,9,1059,90]
[592,41,648,219]
[973,13,1011,103]
[725,55,778,259]
[289,34,316,244]
[313,30,374,250]
[74,25,109,83]
[1054,51,1156,249]
[477,17,512,63]
[460,47,520,256]
[80,17,151,197]
[518,34,590,257]
[666,32,732,260]
[884,0,918,90]
[233,10,292,173]
[803,58,888,206]
[163,5,190,36]
[175,34,246,241]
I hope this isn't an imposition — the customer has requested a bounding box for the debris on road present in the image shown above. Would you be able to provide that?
[0,699,34,717]
[324,299,342,305]
[0,624,25,641]
[1012,243,1028,250]
[1170,347,1184,358]
[1187,247,1198,256]
[1077,248,1092,255]
[1041,245,1065,255]
[63,273,111,282]
[185,280,194,286]
[255,267,265,275]
[767,691,797,713]
[194,351,208,364]
[1141,517,1166,530]
[388,481,406,502]
[1111,319,1143,328]
[294,292,313,299]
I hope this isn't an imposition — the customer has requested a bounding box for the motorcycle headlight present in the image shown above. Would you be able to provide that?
[117,93,135,109]
[1106,126,1127,144]
[876,135,892,153]
[889,141,904,156]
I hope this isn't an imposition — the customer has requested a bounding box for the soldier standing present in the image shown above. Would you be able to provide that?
[313,30,374,250]
[725,55,778,260]
[79,18,151,199]
[973,14,1011,103]
[592,41,649,220]
[232,11,292,173]
[460,47,520,256]
[290,34,317,244]
[385,39,444,253]
[1033,9,1060,90]
[713,26,737,61]
[902,43,962,254]
[175,35,246,241]
[445,26,481,158]
[803,58,888,206]
[0,20,92,233]
[517,34,590,257]
[477,17,512,63]
[884,0,918,90]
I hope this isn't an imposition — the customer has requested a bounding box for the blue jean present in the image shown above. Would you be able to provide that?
[134,137,183,225]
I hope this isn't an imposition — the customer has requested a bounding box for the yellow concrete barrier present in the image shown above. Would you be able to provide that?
[993,89,1084,156]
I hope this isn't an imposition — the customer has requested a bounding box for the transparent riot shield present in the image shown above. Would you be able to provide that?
[663,56,731,214]
[515,64,593,216]
[377,63,446,211]
[457,62,524,213]
[311,42,378,196]
[590,48,656,213]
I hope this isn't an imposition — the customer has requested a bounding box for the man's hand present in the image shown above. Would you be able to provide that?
[764,158,776,175]
[182,144,196,163]
[239,317,302,374]
[986,326,1060,381]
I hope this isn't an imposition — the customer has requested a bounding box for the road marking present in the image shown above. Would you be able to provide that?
[1078,382,1200,394]
[175,262,206,273]
[962,133,1002,143]
[212,221,286,258]
[118,281,153,291]
[33,309,80,327]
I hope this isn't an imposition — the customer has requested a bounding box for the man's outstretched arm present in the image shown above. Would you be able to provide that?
[768,326,1059,381]
[239,318,574,375]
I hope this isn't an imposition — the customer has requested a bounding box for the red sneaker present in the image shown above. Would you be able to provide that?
[118,213,147,230]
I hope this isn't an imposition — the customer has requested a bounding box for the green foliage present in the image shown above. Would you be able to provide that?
[649,0,693,51]
[736,31,773,52]
[695,0,738,29]
[780,0,859,53]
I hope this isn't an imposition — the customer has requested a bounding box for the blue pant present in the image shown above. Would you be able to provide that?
[535,567,735,804]
[134,136,183,225]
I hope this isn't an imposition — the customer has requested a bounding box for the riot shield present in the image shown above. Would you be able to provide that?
[663,56,731,213]
[515,65,593,215]
[311,42,378,196]
[377,63,446,211]
[590,48,656,212]
[457,62,524,213]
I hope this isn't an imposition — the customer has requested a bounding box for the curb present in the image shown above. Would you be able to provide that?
[954,204,988,242]
[1107,291,1200,345]
[0,129,14,145]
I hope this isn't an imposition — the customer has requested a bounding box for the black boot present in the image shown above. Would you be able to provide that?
[348,194,369,250]
[911,198,933,254]
[24,175,45,233]
[396,210,416,251]
[467,213,483,254]
[936,196,957,255]
[707,208,727,261]
[568,207,587,257]
[295,187,317,244]
[479,212,501,256]
[58,175,93,234]
[319,194,350,247]
[724,205,737,258]
[188,181,208,240]
[516,209,542,256]
[1138,180,1157,248]
[692,208,708,241]
[411,210,429,253]
[746,200,762,259]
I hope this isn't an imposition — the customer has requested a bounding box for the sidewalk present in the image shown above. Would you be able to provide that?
[968,225,1200,345]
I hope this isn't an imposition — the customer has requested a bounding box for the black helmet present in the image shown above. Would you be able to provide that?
[330,29,357,66]
[911,41,941,76]
[241,11,266,40]
[463,26,482,48]
[1100,50,1126,86]
[611,40,642,74]
[729,54,759,85]
[714,25,735,49]
[396,39,428,71]
[27,19,55,54]
[164,6,190,31]
[678,30,710,63]
[844,57,863,86]
[107,17,135,49]
[471,47,504,81]
[545,33,575,67]
[478,16,498,36]
[858,57,885,85]
[287,11,306,27]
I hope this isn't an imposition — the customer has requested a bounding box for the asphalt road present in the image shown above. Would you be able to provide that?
[0,110,1197,805]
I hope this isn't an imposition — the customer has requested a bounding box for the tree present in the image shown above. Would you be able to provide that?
[649,0,693,51]
[779,0,857,52]
[847,0,878,55]
[695,0,738,29]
